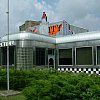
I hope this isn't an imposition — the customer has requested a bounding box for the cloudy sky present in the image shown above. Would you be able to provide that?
[0,0,100,36]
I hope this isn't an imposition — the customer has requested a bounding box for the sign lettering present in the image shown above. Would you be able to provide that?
[49,23,62,35]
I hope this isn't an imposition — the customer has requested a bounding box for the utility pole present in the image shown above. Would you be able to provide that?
[6,0,10,91]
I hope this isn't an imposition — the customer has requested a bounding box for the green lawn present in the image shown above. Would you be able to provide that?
[0,94,26,100]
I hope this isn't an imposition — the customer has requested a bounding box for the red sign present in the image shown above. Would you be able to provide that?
[49,23,62,35]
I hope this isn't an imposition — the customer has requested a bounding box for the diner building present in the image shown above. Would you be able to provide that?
[1,12,100,74]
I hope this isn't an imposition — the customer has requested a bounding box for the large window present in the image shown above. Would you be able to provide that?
[97,46,100,65]
[2,46,15,65]
[36,48,45,65]
[59,49,72,65]
[76,47,92,65]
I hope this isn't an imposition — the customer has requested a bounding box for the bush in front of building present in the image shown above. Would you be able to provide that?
[0,68,55,90]
[23,72,100,100]
[0,68,30,90]
[0,68,100,99]
[0,68,7,90]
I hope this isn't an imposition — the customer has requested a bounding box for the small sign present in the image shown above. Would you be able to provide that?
[0,41,15,47]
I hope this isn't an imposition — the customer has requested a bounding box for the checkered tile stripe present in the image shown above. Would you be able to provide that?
[58,68,100,75]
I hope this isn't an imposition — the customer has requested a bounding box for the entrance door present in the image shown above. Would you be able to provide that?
[49,58,54,65]
[48,55,55,69]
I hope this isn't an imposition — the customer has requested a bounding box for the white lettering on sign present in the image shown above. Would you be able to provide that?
[0,41,15,47]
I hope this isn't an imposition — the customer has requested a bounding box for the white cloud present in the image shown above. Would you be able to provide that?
[55,0,100,31]
[0,0,100,36]
[0,0,56,36]
[74,14,100,31]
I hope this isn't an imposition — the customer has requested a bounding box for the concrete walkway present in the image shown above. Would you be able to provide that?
[0,90,21,96]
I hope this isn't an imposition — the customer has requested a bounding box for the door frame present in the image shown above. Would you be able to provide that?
[48,55,55,69]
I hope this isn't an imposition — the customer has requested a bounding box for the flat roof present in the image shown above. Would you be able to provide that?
[1,31,100,44]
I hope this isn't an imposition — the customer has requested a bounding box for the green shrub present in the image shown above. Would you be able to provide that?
[23,70,100,100]
[0,68,100,99]
[0,69,7,90]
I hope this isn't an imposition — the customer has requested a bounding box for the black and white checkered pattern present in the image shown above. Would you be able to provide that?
[58,68,100,75]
